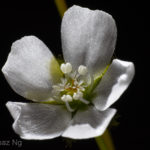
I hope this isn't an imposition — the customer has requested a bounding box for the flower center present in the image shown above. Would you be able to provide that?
[52,62,91,112]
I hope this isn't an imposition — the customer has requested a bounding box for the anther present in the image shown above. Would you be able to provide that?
[61,94,73,102]
[78,65,88,75]
[60,62,72,74]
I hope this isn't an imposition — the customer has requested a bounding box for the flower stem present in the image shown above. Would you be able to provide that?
[95,129,115,150]
[54,0,67,17]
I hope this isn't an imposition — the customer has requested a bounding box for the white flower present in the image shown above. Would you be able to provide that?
[2,5,135,140]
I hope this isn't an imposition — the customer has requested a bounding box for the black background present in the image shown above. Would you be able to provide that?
[0,0,148,150]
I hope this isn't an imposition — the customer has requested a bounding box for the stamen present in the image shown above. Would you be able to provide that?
[73,91,83,100]
[61,94,73,102]
[78,65,88,75]
[79,87,85,91]
[65,101,75,112]
[78,80,84,85]
[52,63,91,111]
[61,78,67,84]
[60,62,72,74]
[79,98,89,104]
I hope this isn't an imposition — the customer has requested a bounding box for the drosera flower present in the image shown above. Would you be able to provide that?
[2,5,135,140]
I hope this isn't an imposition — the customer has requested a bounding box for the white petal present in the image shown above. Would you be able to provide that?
[61,5,117,75]
[93,59,135,111]
[62,106,116,139]
[6,101,71,140]
[2,36,59,101]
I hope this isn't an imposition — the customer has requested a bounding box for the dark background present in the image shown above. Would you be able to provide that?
[0,0,148,150]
